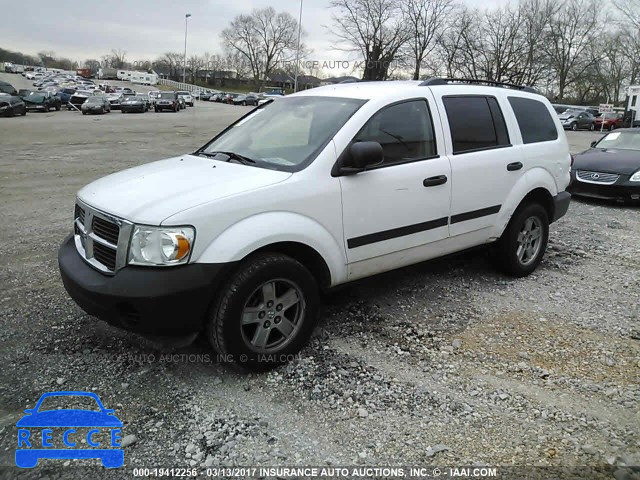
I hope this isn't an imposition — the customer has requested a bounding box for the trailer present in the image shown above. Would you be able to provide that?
[130,72,158,86]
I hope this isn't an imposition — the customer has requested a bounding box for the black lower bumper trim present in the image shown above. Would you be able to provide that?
[58,234,235,335]
[552,191,571,222]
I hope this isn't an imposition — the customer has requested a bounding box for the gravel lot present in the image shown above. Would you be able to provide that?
[0,72,638,479]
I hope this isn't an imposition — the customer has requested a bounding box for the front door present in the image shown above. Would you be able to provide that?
[339,98,452,270]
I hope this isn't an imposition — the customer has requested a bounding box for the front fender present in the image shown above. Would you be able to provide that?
[195,212,347,286]
[492,167,559,239]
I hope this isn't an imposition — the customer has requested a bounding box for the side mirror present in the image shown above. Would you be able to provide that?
[590,141,597,148]
[335,141,384,175]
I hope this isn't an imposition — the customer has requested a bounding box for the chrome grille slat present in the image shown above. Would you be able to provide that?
[576,170,619,185]
[73,200,133,275]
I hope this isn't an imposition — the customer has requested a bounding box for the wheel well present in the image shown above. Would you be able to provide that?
[252,242,332,290]
[518,188,554,220]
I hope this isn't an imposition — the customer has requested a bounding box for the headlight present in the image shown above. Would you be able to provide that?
[129,226,195,266]
[630,170,640,182]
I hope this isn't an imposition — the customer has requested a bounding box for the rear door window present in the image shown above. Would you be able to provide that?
[508,97,559,144]
[443,96,510,154]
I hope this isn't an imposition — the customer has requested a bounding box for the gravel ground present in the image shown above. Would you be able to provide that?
[0,72,638,479]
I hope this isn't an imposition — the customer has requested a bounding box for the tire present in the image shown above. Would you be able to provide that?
[609,124,615,131]
[571,122,578,131]
[155,108,159,113]
[21,108,26,116]
[492,203,549,277]
[121,110,126,114]
[205,253,319,371]
[55,105,60,111]
[589,123,595,131]
[242,101,247,106]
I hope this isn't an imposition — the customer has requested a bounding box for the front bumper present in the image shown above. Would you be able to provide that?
[58,235,233,335]
[568,171,640,202]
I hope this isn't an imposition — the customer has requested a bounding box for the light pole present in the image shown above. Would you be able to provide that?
[183,13,191,84]
[293,0,303,93]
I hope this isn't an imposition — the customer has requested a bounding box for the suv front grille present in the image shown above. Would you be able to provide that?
[92,216,120,245]
[576,170,619,185]
[73,201,132,274]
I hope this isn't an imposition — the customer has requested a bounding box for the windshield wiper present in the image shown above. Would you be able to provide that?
[197,151,257,165]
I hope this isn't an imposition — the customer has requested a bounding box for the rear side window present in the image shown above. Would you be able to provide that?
[443,96,510,154]
[354,100,437,166]
[508,97,558,144]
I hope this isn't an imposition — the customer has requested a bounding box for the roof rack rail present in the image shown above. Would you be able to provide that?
[419,77,538,94]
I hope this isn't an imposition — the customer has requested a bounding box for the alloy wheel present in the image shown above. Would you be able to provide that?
[516,216,543,266]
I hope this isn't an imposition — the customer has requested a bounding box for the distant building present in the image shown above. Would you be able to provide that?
[627,85,640,127]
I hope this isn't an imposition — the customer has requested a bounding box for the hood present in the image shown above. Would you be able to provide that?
[573,148,640,175]
[78,154,292,224]
[23,95,45,104]
[559,113,577,120]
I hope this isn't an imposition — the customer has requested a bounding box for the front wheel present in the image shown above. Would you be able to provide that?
[609,124,615,131]
[589,123,595,131]
[206,253,319,371]
[492,203,549,277]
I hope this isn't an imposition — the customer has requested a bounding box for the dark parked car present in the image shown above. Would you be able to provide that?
[594,112,624,131]
[233,94,259,106]
[569,129,640,203]
[0,93,27,117]
[0,80,17,95]
[154,91,180,112]
[120,95,148,113]
[81,95,111,115]
[22,91,62,112]
[559,110,595,131]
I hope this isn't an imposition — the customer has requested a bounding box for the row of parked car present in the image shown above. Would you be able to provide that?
[552,104,625,131]
[192,88,284,106]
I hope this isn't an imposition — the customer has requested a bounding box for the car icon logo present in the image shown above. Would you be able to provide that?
[591,173,600,179]
[15,391,124,469]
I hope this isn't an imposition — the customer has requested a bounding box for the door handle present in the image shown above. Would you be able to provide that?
[507,162,523,171]
[423,175,448,187]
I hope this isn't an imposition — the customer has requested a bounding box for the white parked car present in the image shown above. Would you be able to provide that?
[59,78,571,370]
[176,91,194,107]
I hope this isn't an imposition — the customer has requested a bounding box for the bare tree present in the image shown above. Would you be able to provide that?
[612,0,640,29]
[544,0,602,100]
[153,52,183,80]
[104,49,127,69]
[329,0,410,80]
[222,7,300,89]
[402,0,454,80]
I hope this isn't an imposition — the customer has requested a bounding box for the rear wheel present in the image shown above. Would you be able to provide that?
[206,253,319,371]
[589,123,595,131]
[571,122,578,131]
[492,203,549,277]
[609,124,615,131]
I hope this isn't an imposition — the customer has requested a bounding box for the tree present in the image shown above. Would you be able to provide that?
[153,52,182,80]
[84,59,101,74]
[103,49,127,69]
[222,7,300,89]
[544,0,602,100]
[612,0,640,30]
[402,0,454,80]
[329,0,410,81]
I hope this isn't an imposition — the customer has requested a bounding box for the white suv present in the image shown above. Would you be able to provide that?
[59,78,571,370]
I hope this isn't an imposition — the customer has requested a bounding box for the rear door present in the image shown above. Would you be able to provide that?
[436,94,524,238]
[340,98,451,265]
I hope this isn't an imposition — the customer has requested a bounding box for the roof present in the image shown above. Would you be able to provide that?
[293,79,543,101]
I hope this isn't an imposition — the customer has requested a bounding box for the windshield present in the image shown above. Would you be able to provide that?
[601,113,619,119]
[595,131,640,151]
[200,96,366,171]
[86,97,104,103]
[562,110,583,117]
[159,92,175,99]
[177,91,190,96]
[124,96,143,101]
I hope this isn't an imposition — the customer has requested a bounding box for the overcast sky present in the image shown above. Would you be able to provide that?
[1,0,507,66]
